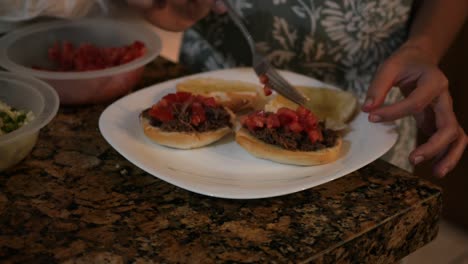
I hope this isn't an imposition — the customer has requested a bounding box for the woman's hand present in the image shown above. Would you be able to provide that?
[362,43,467,178]
[127,0,226,31]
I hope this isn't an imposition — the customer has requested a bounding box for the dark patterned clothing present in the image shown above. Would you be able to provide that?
[180,0,417,171]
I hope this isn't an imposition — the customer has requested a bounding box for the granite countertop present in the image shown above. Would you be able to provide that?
[0,58,442,263]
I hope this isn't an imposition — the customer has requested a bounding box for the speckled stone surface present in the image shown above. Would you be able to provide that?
[0,58,442,263]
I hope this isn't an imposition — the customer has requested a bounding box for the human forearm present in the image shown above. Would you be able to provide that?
[404,0,468,63]
[364,0,468,178]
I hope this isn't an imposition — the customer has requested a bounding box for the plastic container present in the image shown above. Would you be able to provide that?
[0,18,162,105]
[0,72,59,171]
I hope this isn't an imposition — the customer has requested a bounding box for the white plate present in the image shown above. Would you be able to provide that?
[99,68,398,199]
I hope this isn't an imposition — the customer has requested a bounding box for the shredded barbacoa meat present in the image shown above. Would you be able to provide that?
[249,123,338,151]
[143,106,232,133]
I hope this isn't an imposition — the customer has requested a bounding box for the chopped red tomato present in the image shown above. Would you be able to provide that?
[243,117,258,131]
[157,99,169,108]
[288,121,304,133]
[149,92,220,126]
[259,75,269,85]
[296,106,318,129]
[190,102,206,126]
[242,106,323,144]
[162,93,179,103]
[263,86,273,96]
[251,115,265,128]
[303,115,318,130]
[241,111,264,131]
[149,105,173,122]
[48,42,60,61]
[192,95,217,107]
[308,130,323,143]
[296,106,310,119]
[36,40,146,72]
[202,97,217,107]
[259,75,273,96]
[258,75,273,96]
[266,114,280,128]
[176,92,192,103]
[277,107,299,125]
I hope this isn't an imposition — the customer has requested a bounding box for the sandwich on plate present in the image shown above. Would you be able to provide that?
[236,85,359,165]
[140,91,235,149]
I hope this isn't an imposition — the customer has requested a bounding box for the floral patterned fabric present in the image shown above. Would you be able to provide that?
[180,0,416,172]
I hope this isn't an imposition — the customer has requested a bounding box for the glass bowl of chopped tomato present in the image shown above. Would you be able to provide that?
[0,18,161,105]
[0,72,59,171]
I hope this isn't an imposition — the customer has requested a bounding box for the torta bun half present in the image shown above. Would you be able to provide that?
[235,128,342,166]
[140,107,235,149]
[176,77,267,113]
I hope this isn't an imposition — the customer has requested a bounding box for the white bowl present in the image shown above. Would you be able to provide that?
[0,18,162,105]
[0,72,59,171]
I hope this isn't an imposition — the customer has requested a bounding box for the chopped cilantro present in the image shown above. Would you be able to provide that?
[0,101,34,135]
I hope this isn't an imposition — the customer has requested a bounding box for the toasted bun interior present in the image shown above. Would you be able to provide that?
[140,107,235,149]
[265,86,359,130]
[235,128,342,166]
[176,77,266,112]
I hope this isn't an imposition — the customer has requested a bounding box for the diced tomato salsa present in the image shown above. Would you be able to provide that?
[259,74,273,96]
[33,40,146,72]
[241,106,324,143]
[149,92,220,126]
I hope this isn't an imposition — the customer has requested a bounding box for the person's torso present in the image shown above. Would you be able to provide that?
[180,0,414,98]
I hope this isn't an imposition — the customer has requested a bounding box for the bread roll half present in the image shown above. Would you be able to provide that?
[140,107,235,149]
[176,77,266,112]
[235,128,342,166]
